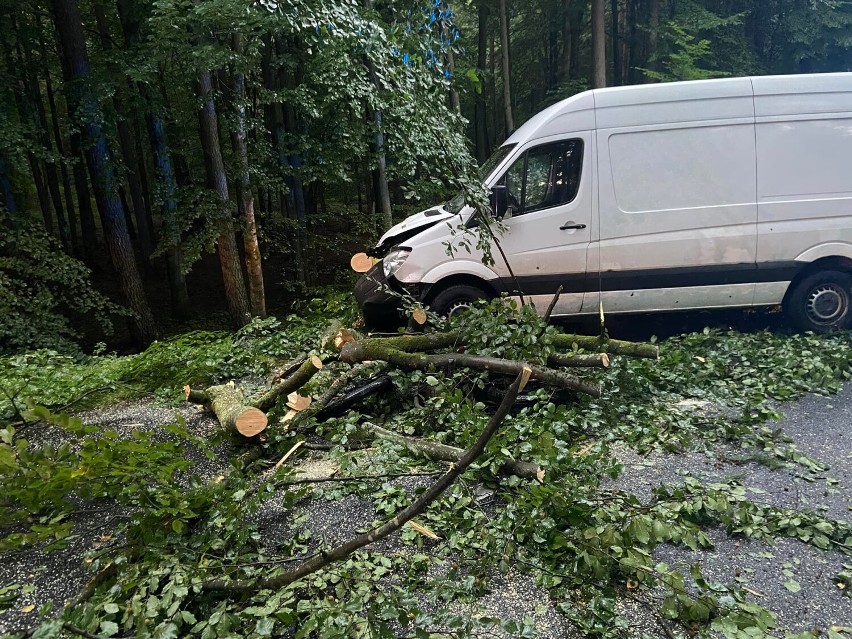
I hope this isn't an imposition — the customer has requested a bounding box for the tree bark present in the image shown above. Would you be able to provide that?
[611,0,622,85]
[498,0,514,134]
[474,2,489,163]
[440,2,460,113]
[50,0,157,345]
[646,0,661,82]
[0,157,15,214]
[548,353,611,368]
[365,424,544,481]
[254,357,322,412]
[185,383,268,437]
[340,342,601,397]
[591,0,607,88]
[197,69,251,327]
[43,62,79,254]
[115,0,190,317]
[93,2,152,260]
[69,131,99,257]
[230,33,266,319]
[550,333,658,359]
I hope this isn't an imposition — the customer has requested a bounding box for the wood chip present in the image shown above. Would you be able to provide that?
[280,409,298,424]
[333,329,357,349]
[286,392,312,411]
[20,605,35,613]
[742,586,764,598]
[350,252,374,273]
[273,440,305,471]
[411,307,427,325]
[406,520,439,540]
[519,366,533,392]
[626,579,638,590]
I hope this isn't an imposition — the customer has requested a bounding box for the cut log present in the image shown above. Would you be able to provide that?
[550,334,658,359]
[340,342,601,397]
[365,424,544,482]
[254,358,322,412]
[548,353,610,368]
[189,382,268,437]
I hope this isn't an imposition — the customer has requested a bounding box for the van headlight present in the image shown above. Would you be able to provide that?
[382,249,410,279]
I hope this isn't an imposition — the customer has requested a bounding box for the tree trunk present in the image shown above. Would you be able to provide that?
[148,112,190,319]
[115,0,189,317]
[230,33,266,319]
[69,131,99,257]
[2,36,54,235]
[440,2,460,113]
[646,0,661,82]
[370,108,393,230]
[339,342,601,397]
[0,157,16,214]
[93,2,152,260]
[197,69,251,327]
[591,0,607,88]
[474,2,489,163]
[611,0,622,85]
[50,0,157,345]
[498,0,514,134]
[568,2,583,80]
[43,63,79,254]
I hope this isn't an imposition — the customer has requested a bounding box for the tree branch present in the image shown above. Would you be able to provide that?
[202,367,532,593]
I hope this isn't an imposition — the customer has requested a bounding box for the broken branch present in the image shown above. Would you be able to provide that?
[202,368,531,594]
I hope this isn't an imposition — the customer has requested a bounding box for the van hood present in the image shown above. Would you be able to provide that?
[369,205,456,257]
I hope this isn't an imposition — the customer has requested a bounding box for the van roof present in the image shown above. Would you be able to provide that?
[503,72,852,147]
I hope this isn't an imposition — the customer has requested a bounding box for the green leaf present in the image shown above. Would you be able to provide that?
[784,578,801,593]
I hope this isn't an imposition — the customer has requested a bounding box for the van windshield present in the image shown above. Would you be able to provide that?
[445,144,517,214]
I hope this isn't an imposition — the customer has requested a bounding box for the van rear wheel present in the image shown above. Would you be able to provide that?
[785,270,852,333]
[428,285,488,319]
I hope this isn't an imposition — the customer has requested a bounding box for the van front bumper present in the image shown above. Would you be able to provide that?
[354,263,404,324]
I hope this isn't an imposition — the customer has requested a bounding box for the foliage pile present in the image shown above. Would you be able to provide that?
[1,298,852,638]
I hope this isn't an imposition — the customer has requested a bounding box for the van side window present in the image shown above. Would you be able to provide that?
[501,139,583,216]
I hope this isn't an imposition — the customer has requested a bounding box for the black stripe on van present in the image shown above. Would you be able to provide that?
[489,261,802,295]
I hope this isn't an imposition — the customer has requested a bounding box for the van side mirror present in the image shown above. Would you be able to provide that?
[490,185,509,220]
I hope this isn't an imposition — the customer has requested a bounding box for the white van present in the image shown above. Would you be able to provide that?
[355,73,852,333]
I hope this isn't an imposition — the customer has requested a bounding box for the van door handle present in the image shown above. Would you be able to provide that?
[560,222,587,230]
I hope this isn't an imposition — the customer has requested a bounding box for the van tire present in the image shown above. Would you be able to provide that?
[428,285,488,318]
[785,270,852,333]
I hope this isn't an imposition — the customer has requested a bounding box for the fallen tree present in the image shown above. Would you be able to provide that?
[183,322,657,452]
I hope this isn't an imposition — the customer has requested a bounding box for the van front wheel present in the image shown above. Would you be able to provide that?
[428,285,488,319]
[785,270,852,333]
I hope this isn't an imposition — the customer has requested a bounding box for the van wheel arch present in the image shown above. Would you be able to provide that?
[423,276,497,316]
[783,257,852,333]
[782,256,852,308]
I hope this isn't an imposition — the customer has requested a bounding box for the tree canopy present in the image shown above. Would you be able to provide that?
[1,0,850,352]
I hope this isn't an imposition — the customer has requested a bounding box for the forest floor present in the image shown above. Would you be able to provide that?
[2,307,852,638]
[2,315,851,637]
[1,388,850,637]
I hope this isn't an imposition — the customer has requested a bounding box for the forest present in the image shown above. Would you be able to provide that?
[2,0,851,353]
